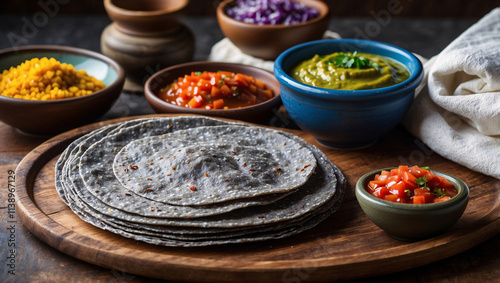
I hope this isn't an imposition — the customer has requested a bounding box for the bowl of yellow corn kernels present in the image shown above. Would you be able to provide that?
[0,45,125,135]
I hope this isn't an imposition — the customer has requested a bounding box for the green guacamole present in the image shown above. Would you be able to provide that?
[291,52,410,90]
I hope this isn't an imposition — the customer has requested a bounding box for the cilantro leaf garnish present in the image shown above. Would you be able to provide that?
[404,189,411,196]
[332,51,380,71]
[415,176,427,188]
[432,188,447,197]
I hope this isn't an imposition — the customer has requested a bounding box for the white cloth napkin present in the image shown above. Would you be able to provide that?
[403,8,500,179]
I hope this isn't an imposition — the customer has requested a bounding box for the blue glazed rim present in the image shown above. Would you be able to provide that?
[274,38,424,100]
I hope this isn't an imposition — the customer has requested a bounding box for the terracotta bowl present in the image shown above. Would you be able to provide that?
[104,0,189,36]
[216,0,330,60]
[144,61,282,123]
[355,167,469,241]
[0,45,125,136]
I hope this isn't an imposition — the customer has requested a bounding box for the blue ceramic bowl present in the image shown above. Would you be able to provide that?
[0,45,125,135]
[274,39,424,149]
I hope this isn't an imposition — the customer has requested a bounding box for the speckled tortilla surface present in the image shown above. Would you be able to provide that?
[112,125,316,206]
[55,116,346,246]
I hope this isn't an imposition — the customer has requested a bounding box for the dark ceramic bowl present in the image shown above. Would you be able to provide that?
[144,61,282,123]
[355,167,469,241]
[274,38,424,149]
[104,0,188,36]
[0,45,125,136]
[217,0,330,60]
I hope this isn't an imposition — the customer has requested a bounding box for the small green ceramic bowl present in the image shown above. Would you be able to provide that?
[355,167,469,241]
[0,45,125,135]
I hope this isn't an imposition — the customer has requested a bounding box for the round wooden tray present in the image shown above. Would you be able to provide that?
[15,115,500,282]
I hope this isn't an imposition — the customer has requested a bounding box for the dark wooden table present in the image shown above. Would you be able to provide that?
[1,14,499,282]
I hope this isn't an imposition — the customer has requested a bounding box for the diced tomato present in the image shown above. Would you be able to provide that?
[192,86,200,96]
[254,78,265,89]
[433,196,451,203]
[368,180,387,190]
[391,168,400,175]
[384,194,399,202]
[398,165,409,172]
[213,99,224,109]
[409,165,428,178]
[374,186,390,198]
[245,75,254,84]
[413,195,426,204]
[248,84,257,94]
[389,181,407,198]
[396,197,407,203]
[178,91,190,101]
[188,95,203,108]
[219,71,234,77]
[402,171,417,189]
[199,72,211,80]
[377,174,388,182]
[234,73,249,87]
[437,176,454,188]
[426,171,440,188]
[211,86,221,97]
[387,174,402,183]
[157,71,273,109]
[414,188,433,203]
[224,78,239,86]
[185,74,198,83]
[444,186,458,198]
[197,79,212,91]
[386,195,406,203]
[219,84,231,96]
[365,165,457,205]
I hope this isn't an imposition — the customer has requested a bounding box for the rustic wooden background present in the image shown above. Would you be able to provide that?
[1,0,498,18]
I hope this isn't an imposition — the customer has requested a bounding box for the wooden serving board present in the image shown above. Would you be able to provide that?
[15,114,500,282]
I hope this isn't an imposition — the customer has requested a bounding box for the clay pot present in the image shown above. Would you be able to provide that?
[104,0,189,36]
[217,0,330,60]
[101,0,194,85]
[101,23,194,85]
[144,61,282,123]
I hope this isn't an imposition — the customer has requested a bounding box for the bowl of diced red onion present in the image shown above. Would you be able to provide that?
[216,0,330,60]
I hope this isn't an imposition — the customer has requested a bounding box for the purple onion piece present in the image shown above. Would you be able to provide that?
[225,0,320,25]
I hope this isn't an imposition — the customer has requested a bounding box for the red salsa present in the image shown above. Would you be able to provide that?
[158,71,274,110]
[366,165,458,204]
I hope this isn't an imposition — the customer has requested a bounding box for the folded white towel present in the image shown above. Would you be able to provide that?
[404,8,500,179]
[208,38,275,72]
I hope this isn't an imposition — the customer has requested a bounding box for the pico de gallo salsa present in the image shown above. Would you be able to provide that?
[158,71,274,110]
[366,165,458,204]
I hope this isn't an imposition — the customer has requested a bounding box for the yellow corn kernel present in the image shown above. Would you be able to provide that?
[0,57,105,100]
[45,70,54,79]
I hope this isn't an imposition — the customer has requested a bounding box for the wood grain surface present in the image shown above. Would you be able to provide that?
[14,114,500,282]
